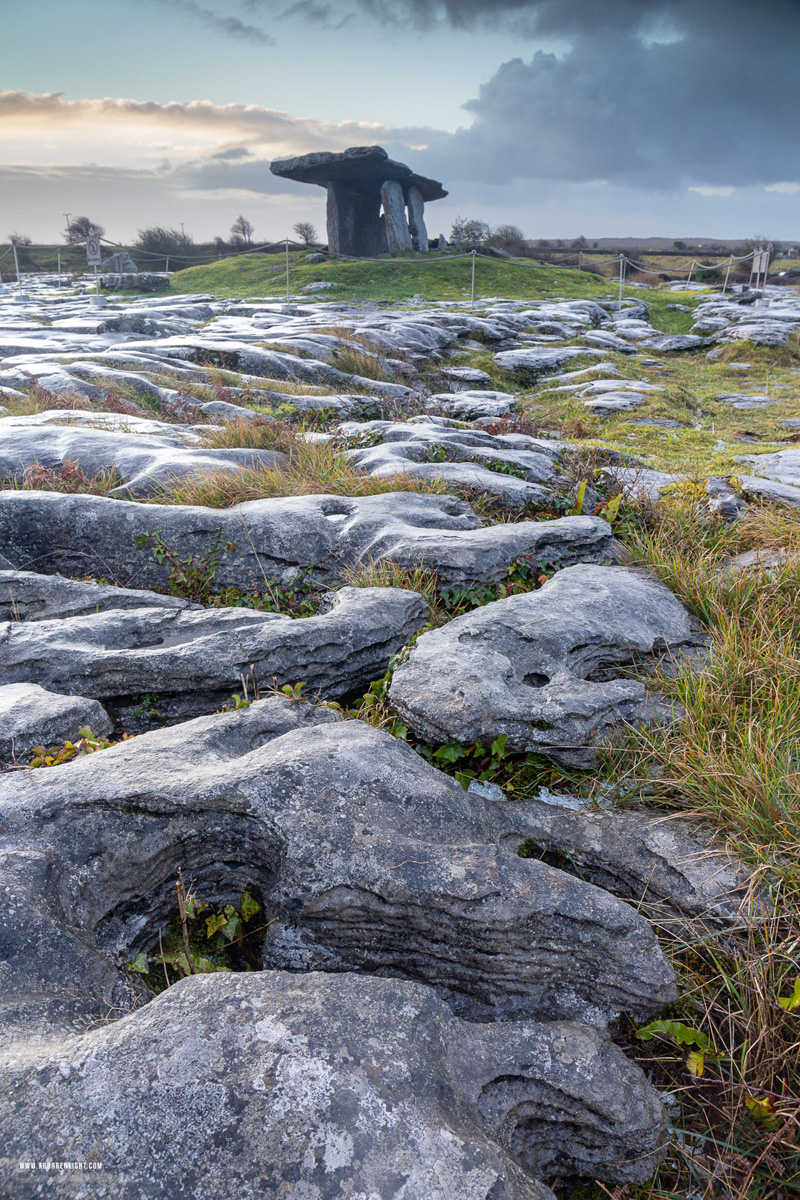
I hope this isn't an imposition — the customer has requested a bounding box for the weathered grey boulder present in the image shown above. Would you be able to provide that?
[0,681,112,760]
[0,425,288,498]
[0,701,676,1046]
[0,586,427,725]
[101,250,138,273]
[390,565,703,767]
[0,569,197,622]
[101,272,168,291]
[0,969,668,1199]
[0,490,616,591]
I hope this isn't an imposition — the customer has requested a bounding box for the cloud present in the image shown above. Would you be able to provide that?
[766,182,800,194]
[401,1,800,192]
[144,0,274,42]
[690,187,736,198]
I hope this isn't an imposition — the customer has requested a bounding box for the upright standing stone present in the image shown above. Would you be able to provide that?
[381,179,413,252]
[271,146,447,258]
[406,185,429,252]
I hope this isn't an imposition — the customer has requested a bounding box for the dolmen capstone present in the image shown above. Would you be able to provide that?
[270,145,447,255]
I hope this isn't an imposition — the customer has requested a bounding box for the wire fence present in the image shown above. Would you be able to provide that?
[0,233,777,307]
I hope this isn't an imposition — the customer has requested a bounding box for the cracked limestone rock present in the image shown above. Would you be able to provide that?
[0,490,616,591]
[0,699,676,1049]
[0,586,427,726]
[390,564,704,768]
[0,569,198,622]
[0,968,670,1199]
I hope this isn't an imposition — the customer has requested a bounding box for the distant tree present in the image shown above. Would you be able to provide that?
[293,221,318,246]
[65,216,105,244]
[6,232,33,270]
[673,240,686,251]
[230,215,254,246]
[490,224,526,255]
[134,226,195,271]
[570,235,588,250]
[450,216,491,246]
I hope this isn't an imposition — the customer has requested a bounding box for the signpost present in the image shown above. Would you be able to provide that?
[86,236,102,301]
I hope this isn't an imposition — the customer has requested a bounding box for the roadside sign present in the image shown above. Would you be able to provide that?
[753,249,770,274]
[86,236,102,265]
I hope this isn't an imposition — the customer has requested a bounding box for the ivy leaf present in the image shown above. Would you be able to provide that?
[185,896,207,920]
[686,1050,705,1077]
[240,890,261,923]
[192,955,229,974]
[205,912,228,938]
[636,1019,711,1051]
[127,952,150,974]
[433,743,464,764]
[455,769,477,790]
[777,977,800,1012]
[745,1096,779,1129]
[221,916,242,943]
[490,734,508,761]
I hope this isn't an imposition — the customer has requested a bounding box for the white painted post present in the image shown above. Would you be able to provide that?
[57,249,61,282]
[618,254,624,307]
[165,256,170,274]
[286,238,290,303]
[11,238,21,293]
[722,256,733,294]
[687,260,695,286]
[471,249,476,309]
[94,263,99,296]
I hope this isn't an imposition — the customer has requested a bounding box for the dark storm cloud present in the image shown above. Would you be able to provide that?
[392,0,800,190]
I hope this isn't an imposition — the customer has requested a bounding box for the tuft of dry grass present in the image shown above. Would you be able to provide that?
[153,439,455,507]
[3,460,122,495]
[585,496,800,1200]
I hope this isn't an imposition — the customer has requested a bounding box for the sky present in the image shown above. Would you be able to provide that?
[2,0,799,245]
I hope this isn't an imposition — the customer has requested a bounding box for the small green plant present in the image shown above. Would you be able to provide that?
[27,726,131,768]
[128,870,268,991]
[134,529,235,602]
[131,692,164,721]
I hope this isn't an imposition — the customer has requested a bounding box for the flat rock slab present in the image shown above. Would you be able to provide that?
[494,347,605,377]
[715,392,775,410]
[584,392,647,414]
[736,447,800,487]
[0,681,112,761]
[0,425,287,499]
[429,389,518,420]
[737,474,800,508]
[390,564,703,768]
[0,700,675,1048]
[0,490,616,590]
[0,569,197,622]
[0,586,427,725]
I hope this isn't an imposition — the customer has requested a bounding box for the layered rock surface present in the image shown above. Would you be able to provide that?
[0,490,615,590]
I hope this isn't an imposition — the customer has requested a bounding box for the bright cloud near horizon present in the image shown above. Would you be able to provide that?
[3,0,799,245]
